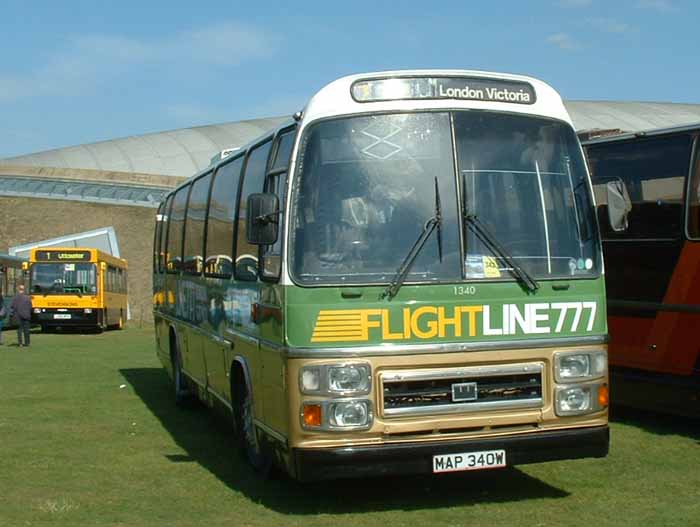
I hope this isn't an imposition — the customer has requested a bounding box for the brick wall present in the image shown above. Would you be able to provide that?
[0,196,156,325]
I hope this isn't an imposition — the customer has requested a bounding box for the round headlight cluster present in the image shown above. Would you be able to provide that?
[299,363,373,431]
[553,350,608,416]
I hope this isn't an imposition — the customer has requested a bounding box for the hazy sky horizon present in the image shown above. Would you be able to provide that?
[1,0,697,157]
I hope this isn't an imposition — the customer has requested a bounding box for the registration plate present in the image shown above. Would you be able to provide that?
[53,314,71,319]
[433,449,506,473]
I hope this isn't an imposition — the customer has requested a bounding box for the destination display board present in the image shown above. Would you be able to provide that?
[35,250,92,262]
[352,76,537,105]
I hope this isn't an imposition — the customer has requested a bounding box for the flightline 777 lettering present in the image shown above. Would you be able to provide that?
[311,301,598,343]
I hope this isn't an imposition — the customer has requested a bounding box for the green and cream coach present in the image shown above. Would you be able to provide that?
[153,69,609,481]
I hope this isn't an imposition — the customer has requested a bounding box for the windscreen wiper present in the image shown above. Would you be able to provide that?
[463,211,539,293]
[381,178,443,301]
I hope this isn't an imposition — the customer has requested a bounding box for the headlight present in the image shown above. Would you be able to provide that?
[300,367,321,392]
[555,383,608,416]
[301,399,373,430]
[33,308,41,314]
[84,308,93,314]
[556,386,592,414]
[554,351,606,382]
[328,401,371,427]
[300,363,371,395]
[328,365,371,394]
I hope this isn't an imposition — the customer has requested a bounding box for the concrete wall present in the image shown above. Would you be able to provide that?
[0,196,156,325]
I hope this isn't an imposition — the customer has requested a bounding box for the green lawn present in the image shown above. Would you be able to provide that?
[0,327,698,526]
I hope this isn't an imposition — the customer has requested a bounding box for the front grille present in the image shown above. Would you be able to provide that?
[381,363,543,417]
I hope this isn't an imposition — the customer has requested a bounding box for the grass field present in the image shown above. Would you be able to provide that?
[0,327,699,527]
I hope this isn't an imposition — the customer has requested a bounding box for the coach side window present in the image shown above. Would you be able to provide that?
[236,139,272,281]
[153,201,165,273]
[183,171,213,275]
[166,185,191,273]
[261,129,295,280]
[687,137,700,239]
[158,195,173,273]
[588,134,692,239]
[205,156,243,278]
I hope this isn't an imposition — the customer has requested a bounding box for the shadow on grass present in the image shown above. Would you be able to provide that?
[610,404,700,442]
[121,367,569,513]
[37,326,109,335]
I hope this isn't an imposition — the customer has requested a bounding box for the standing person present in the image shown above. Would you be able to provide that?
[10,284,32,348]
[0,292,6,345]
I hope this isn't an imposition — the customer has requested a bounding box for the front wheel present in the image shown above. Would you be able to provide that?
[172,349,192,406]
[233,381,271,474]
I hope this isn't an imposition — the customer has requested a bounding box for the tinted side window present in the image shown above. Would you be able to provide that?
[686,136,700,238]
[158,195,173,273]
[153,201,165,273]
[262,130,295,279]
[236,140,272,280]
[183,172,213,275]
[588,135,692,239]
[166,185,190,272]
[205,157,243,278]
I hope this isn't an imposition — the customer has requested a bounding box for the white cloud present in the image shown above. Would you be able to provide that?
[546,33,579,50]
[0,22,277,102]
[586,17,636,34]
[555,0,593,7]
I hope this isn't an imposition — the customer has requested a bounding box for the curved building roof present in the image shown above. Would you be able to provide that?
[565,100,700,135]
[1,102,700,181]
[0,116,289,179]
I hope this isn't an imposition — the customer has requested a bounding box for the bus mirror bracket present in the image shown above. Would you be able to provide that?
[247,193,280,245]
[606,179,632,232]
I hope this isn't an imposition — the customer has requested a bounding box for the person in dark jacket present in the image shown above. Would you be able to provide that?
[10,284,32,347]
[0,293,6,345]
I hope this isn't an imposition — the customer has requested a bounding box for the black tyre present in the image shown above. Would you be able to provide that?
[171,347,192,406]
[232,377,271,474]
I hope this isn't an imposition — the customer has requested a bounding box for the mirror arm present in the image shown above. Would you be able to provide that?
[255,209,284,226]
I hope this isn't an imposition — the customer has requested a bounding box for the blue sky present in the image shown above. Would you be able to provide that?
[0,0,696,157]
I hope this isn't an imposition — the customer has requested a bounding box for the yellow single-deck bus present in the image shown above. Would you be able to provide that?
[154,70,608,481]
[29,247,128,331]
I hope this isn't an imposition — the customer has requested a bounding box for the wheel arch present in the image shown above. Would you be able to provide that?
[230,355,254,404]
[168,324,181,372]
